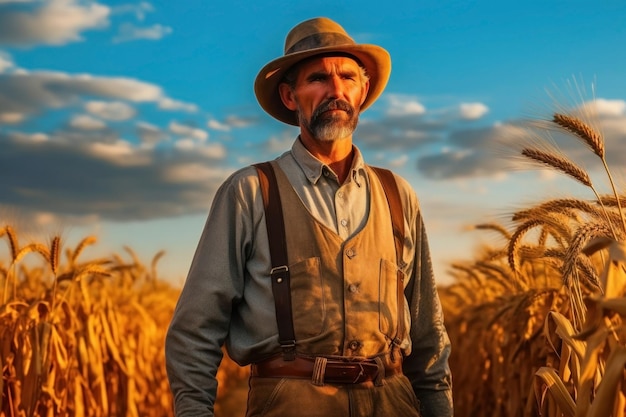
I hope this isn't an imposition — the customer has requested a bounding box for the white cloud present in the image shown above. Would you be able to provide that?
[70,74,163,101]
[113,22,172,43]
[0,51,14,73]
[85,100,136,120]
[169,121,208,141]
[265,133,295,153]
[70,114,106,130]
[158,97,197,113]
[173,138,195,151]
[590,98,626,117]
[0,70,164,118]
[111,2,154,20]
[0,0,110,46]
[197,142,226,159]
[386,94,426,117]
[208,115,256,131]
[172,138,226,159]
[389,154,409,168]
[164,163,223,183]
[88,140,134,157]
[225,115,256,128]
[207,119,231,131]
[459,102,489,120]
[7,131,48,143]
[136,121,165,145]
[86,140,153,166]
[0,112,25,123]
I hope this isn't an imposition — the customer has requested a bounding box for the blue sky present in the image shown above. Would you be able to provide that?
[2,0,626,284]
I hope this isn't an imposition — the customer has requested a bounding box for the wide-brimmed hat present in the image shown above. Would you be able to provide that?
[254,17,391,126]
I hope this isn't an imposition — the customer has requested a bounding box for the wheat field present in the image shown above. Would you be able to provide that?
[2,107,626,416]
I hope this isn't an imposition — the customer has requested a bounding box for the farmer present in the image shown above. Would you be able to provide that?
[165,17,453,417]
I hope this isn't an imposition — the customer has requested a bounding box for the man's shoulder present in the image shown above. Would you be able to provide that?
[367,165,414,192]
[367,165,420,212]
[223,164,261,185]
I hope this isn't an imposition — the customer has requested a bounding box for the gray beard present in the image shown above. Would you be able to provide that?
[307,117,357,141]
[299,99,359,141]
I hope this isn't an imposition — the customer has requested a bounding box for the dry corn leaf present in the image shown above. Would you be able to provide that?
[546,311,587,361]
[535,366,576,417]
[586,345,626,417]
[575,325,610,417]
[602,241,626,298]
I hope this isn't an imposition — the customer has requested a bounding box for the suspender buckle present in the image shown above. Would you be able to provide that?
[280,339,296,361]
[270,265,289,275]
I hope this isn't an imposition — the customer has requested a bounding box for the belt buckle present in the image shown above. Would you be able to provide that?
[351,362,368,384]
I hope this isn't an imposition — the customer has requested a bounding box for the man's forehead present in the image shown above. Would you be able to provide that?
[298,54,362,71]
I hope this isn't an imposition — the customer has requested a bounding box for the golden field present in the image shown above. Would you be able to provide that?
[2,109,626,416]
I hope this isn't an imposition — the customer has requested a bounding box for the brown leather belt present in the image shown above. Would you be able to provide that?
[250,355,403,384]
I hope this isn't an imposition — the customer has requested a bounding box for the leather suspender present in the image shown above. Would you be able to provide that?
[253,162,406,359]
[370,166,406,351]
[254,161,296,360]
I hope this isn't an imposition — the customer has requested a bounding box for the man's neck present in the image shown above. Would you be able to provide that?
[299,133,354,184]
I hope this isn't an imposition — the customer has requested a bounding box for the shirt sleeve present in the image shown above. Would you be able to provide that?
[403,211,454,417]
[165,169,254,416]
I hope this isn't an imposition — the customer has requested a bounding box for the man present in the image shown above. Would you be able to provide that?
[165,17,453,417]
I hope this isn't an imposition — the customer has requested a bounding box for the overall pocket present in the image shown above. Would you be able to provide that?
[379,258,401,339]
[289,257,325,339]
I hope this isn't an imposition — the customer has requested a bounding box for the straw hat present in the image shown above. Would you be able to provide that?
[254,17,391,126]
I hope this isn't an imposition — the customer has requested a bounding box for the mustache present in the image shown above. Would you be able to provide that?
[312,99,355,119]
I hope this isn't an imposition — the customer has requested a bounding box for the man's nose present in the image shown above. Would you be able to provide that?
[327,75,345,98]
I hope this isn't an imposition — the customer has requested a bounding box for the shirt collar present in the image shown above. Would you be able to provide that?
[291,136,366,186]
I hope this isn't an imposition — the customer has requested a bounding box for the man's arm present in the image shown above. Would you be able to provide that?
[403,213,453,417]
[165,174,251,416]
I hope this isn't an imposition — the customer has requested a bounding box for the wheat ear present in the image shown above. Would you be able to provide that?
[473,223,512,240]
[553,113,604,158]
[521,147,618,238]
[513,198,608,222]
[552,113,626,234]
[521,148,592,187]
[3,226,19,303]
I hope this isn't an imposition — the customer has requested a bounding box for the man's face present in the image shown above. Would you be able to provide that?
[280,56,370,141]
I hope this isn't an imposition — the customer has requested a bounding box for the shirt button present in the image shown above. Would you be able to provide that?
[340,219,348,227]
[348,340,360,350]
[348,284,358,293]
[337,191,344,198]
[346,248,355,258]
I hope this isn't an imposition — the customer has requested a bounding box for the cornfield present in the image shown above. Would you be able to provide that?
[2,96,626,416]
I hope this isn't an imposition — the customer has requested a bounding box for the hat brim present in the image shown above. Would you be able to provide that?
[254,44,391,126]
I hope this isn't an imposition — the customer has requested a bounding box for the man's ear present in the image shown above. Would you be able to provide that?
[359,79,370,106]
[278,83,298,111]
